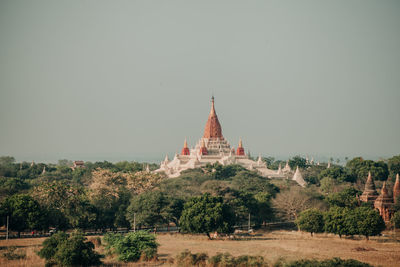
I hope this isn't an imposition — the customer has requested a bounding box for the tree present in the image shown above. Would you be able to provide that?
[391,211,400,229]
[126,191,169,228]
[318,166,355,183]
[272,187,314,223]
[289,156,307,169]
[0,156,15,166]
[32,181,97,230]
[353,206,385,240]
[38,231,102,266]
[0,194,46,236]
[326,187,361,208]
[388,155,400,178]
[346,157,389,181]
[296,209,324,236]
[180,193,235,239]
[324,206,349,238]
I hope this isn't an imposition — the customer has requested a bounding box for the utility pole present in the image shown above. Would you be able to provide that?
[6,215,9,240]
[248,213,251,232]
[133,213,136,232]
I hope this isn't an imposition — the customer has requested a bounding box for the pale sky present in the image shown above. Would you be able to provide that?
[0,0,399,163]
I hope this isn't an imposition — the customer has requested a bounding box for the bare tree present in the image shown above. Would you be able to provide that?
[272,187,323,229]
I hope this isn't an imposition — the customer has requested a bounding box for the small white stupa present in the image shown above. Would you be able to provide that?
[292,166,307,187]
[283,160,291,173]
[277,163,283,175]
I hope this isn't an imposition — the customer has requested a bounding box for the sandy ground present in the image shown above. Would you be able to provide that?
[1,231,400,266]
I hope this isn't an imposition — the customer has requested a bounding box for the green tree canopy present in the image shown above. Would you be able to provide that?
[126,190,169,228]
[297,208,324,236]
[326,187,361,208]
[324,206,350,238]
[0,194,46,236]
[318,166,355,183]
[346,157,389,181]
[388,155,400,178]
[180,193,235,238]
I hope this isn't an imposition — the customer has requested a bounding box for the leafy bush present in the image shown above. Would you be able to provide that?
[37,231,102,266]
[2,246,26,260]
[175,249,208,266]
[209,252,267,267]
[103,232,123,254]
[105,231,158,262]
[283,257,372,267]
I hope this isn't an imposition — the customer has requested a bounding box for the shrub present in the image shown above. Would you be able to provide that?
[103,232,123,255]
[109,231,159,262]
[37,231,102,266]
[175,249,208,266]
[209,252,267,267]
[284,257,373,267]
[2,246,26,260]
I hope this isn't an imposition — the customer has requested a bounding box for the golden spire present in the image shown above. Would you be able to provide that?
[184,138,188,148]
[238,138,243,148]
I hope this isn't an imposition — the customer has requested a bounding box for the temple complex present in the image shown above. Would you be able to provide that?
[155,97,295,182]
[360,172,396,223]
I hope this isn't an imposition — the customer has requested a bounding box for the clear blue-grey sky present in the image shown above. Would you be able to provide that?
[0,0,399,163]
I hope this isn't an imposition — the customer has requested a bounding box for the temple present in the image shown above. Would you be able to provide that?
[360,172,397,223]
[155,97,292,182]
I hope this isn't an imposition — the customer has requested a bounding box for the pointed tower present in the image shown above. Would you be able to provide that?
[277,163,283,175]
[203,96,223,139]
[257,155,263,166]
[360,172,379,203]
[283,160,291,173]
[292,166,306,187]
[374,182,394,222]
[42,166,46,174]
[199,139,208,155]
[236,138,245,156]
[181,138,190,155]
[393,174,400,203]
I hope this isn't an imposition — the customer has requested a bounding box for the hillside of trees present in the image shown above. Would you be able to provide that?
[0,155,399,238]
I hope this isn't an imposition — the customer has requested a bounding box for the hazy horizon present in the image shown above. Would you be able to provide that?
[1,1,399,164]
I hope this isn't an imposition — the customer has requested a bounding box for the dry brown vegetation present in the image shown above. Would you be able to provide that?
[1,230,400,266]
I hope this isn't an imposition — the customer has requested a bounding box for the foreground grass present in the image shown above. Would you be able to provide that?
[1,230,400,266]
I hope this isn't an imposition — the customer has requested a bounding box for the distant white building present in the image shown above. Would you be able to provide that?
[155,97,305,186]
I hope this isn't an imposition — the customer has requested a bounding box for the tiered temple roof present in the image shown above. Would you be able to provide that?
[374,182,393,222]
[359,172,378,202]
[203,96,223,139]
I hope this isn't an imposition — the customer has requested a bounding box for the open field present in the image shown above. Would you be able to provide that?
[1,230,400,266]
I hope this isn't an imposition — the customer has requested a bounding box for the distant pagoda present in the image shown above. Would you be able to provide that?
[359,172,378,202]
[155,97,292,182]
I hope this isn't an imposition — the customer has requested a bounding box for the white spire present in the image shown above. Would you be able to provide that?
[145,164,150,172]
[277,163,283,175]
[163,154,169,163]
[327,161,331,168]
[292,166,306,187]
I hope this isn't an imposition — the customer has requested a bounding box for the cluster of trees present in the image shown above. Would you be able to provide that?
[1,154,400,237]
[0,156,279,235]
[296,187,386,239]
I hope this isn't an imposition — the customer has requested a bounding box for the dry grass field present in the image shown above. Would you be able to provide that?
[1,230,400,266]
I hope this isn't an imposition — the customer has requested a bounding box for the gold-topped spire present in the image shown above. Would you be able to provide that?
[184,138,188,148]
[238,138,243,148]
